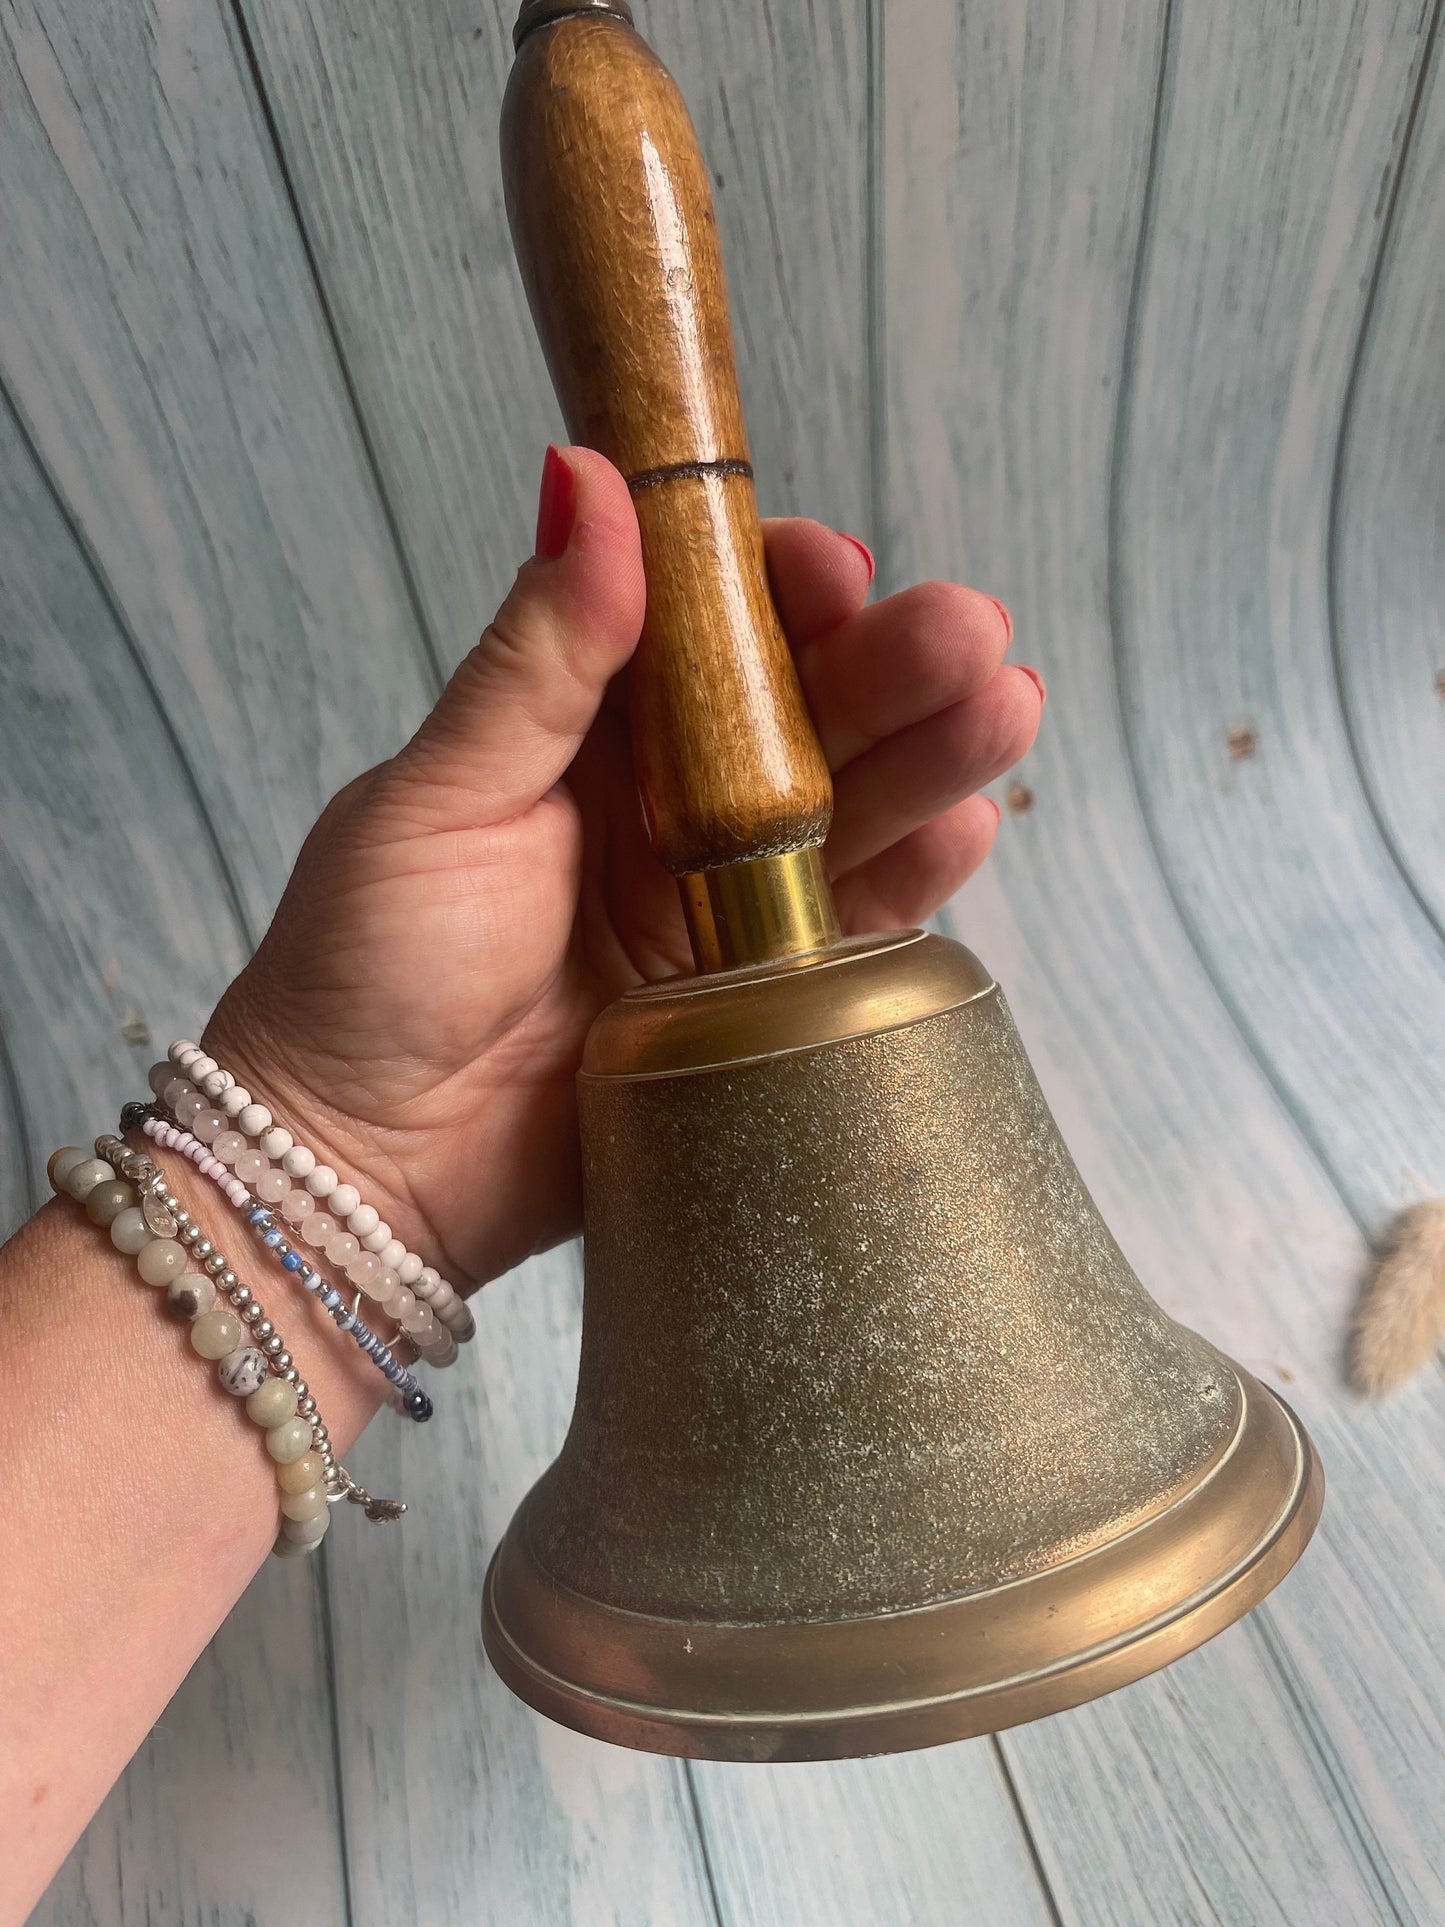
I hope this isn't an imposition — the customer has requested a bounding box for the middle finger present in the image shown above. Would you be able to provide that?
[795,580,1014,769]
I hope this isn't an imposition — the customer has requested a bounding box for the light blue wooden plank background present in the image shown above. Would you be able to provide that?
[1,0,1440,1922]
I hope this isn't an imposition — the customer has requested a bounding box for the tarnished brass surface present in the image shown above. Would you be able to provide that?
[484,1367,1320,1760]
[481,936,1322,1756]
[680,848,841,972]
[545,972,1238,1619]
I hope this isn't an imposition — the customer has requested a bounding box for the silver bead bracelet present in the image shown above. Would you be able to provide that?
[134,1105,435,1423]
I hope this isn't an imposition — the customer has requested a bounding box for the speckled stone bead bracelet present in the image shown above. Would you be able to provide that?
[158,1042,473,1359]
[48,1140,406,1554]
[136,1107,434,1423]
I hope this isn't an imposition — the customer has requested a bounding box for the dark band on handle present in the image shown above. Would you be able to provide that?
[503,5,835,886]
[626,458,754,494]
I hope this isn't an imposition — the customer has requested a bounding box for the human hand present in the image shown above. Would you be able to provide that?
[206,446,1043,1286]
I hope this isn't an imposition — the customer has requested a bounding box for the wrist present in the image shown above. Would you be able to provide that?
[199,974,454,1293]
[182,965,476,1367]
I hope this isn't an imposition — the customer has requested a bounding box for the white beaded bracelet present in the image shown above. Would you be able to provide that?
[160,1042,474,1357]
[49,1139,405,1556]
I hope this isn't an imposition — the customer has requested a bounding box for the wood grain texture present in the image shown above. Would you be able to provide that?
[504,11,834,871]
[0,0,436,938]
[0,397,350,1927]
[690,1748,1058,1927]
[0,0,429,1916]
[1334,19,1445,932]
[320,1250,722,1927]
[882,1,1444,1920]
[232,0,558,674]
[626,472,833,868]
[0,1023,37,1239]
[1114,0,1445,1228]
[504,14,755,474]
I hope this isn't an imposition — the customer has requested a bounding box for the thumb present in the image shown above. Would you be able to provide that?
[392,444,645,821]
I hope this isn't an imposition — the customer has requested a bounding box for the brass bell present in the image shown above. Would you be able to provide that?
[483,0,1322,1762]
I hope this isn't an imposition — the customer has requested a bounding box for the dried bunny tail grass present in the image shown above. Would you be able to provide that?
[1350,1199,1445,1395]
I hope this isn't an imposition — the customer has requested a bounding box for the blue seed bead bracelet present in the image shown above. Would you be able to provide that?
[136,1107,433,1422]
[156,1041,471,1362]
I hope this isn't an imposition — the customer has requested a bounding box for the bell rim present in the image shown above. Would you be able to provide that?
[481,1364,1323,1763]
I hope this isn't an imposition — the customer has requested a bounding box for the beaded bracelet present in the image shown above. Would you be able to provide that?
[135,1106,436,1421]
[158,1043,474,1354]
[161,1042,473,1350]
[144,1090,462,1381]
[48,1139,405,1556]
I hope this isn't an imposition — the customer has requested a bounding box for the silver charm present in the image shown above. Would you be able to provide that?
[334,1470,408,1523]
[363,1497,408,1523]
[142,1191,178,1238]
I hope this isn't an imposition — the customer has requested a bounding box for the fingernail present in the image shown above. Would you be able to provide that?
[842,533,876,583]
[1018,664,1046,704]
[986,795,1002,823]
[991,597,1013,642]
[535,444,577,559]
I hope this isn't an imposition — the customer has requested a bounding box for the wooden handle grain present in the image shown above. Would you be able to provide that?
[502,3,833,876]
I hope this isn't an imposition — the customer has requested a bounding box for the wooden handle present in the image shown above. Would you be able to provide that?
[502,1,833,876]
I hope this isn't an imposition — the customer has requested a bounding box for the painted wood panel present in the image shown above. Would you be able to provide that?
[0,395,350,1926]
[1115,0,1445,1224]
[0,1026,36,1235]
[230,0,554,676]
[1,0,429,1916]
[882,1,1443,1921]
[320,1250,720,1927]
[1107,13,1445,1903]
[0,0,436,936]
[1334,27,1445,932]
[689,1748,1057,1927]
[4,0,1440,1919]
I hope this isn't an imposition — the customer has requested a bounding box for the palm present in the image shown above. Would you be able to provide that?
[208,474,1041,1290]
[213,708,694,1277]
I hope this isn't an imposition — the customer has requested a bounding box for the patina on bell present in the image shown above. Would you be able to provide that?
[483,924,1322,1762]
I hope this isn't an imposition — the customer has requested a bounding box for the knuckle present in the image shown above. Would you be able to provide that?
[906,579,1002,646]
[931,698,983,772]
[906,579,974,634]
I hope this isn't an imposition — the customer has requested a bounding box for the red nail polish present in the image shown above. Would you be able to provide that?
[1018,665,1046,704]
[535,444,577,559]
[842,533,876,583]
[990,597,1013,642]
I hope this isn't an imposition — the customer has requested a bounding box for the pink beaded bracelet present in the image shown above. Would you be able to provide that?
[157,1042,473,1359]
